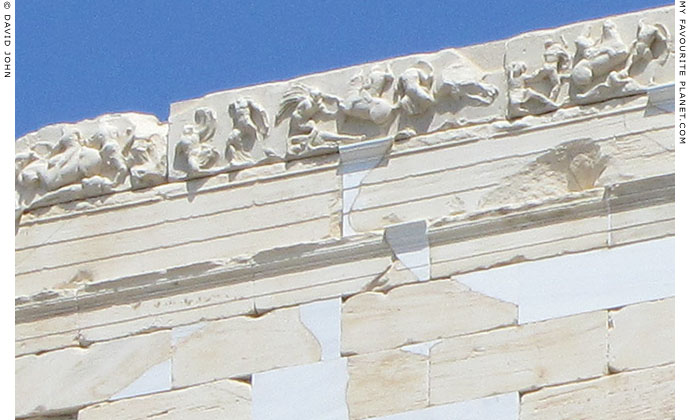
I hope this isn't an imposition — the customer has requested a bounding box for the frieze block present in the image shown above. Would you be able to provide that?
[168,48,504,179]
[15,113,168,216]
[505,7,672,118]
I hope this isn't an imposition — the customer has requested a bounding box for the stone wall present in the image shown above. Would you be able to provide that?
[15,6,674,420]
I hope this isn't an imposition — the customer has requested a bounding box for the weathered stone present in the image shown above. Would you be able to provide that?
[78,379,251,420]
[347,349,428,419]
[609,202,674,246]
[342,279,516,355]
[429,311,607,404]
[17,216,332,298]
[15,113,168,215]
[16,331,171,418]
[431,210,610,279]
[521,364,674,420]
[13,7,675,420]
[367,392,518,420]
[505,7,672,115]
[350,108,672,234]
[16,167,337,250]
[608,298,674,371]
[15,192,332,276]
[16,312,80,356]
[252,255,392,312]
[171,307,320,387]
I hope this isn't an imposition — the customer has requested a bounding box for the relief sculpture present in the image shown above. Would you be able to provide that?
[276,83,364,158]
[435,56,499,106]
[15,114,168,215]
[570,21,636,102]
[16,128,126,198]
[626,20,669,72]
[571,19,669,103]
[394,61,435,116]
[340,64,398,125]
[175,108,221,176]
[271,56,500,157]
[226,98,277,168]
[123,130,167,188]
[507,40,571,118]
[506,18,671,118]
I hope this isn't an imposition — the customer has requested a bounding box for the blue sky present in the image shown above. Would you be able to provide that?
[16,0,672,137]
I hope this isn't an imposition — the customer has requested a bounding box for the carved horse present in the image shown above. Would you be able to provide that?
[435,57,499,106]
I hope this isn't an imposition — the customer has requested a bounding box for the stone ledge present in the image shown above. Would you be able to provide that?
[15,172,673,324]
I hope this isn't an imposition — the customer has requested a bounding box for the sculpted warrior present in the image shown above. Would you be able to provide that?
[534,39,571,100]
[87,124,129,187]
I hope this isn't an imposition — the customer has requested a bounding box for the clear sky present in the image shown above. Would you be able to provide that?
[16,0,672,137]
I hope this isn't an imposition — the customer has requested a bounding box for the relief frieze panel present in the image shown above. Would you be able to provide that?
[167,48,503,179]
[17,7,674,202]
[15,113,168,216]
[505,8,672,119]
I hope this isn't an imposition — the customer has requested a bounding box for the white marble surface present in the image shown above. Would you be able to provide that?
[252,359,349,420]
[457,237,674,323]
[384,220,430,281]
[299,298,342,361]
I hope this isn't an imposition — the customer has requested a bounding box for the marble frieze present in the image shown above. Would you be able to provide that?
[14,7,673,214]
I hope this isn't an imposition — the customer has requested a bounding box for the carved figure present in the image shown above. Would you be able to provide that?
[507,62,559,118]
[625,20,670,73]
[276,83,364,156]
[340,64,398,125]
[572,21,628,88]
[23,129,125,192]
[570,21,639,102]
[15,114,168,214]
[123,129,166,187]
[14,125,134,213]
[226,98,275,167]
[87,124,129,186]
[536,39,572,99]
[15,149,43,210]
[435,57,498,106]
[176,108,220,175]
[394,61,435,115]
[506,40,572,119]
